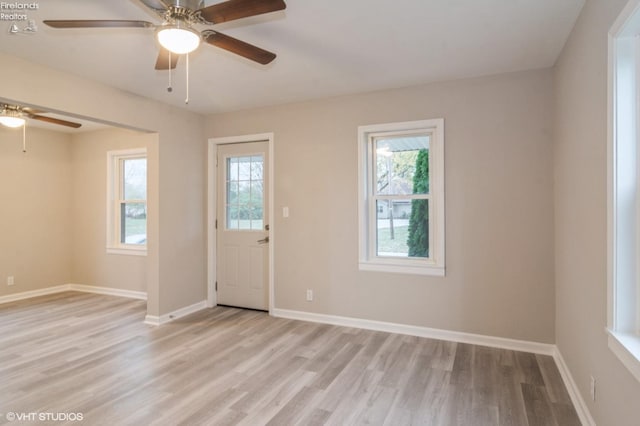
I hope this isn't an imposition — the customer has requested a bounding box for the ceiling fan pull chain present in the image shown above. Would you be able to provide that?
[167,52,173,93]
[185,53,190,105]
[22,122,27,153]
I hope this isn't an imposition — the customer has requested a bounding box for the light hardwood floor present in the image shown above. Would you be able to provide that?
[0,292,580,425]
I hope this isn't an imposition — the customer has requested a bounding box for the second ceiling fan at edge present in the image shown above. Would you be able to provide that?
[43,0,287,69]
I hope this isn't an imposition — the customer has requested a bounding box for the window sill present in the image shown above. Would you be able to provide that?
[359,261,445,276]
[607,329,640,383]
[106,247,147,257]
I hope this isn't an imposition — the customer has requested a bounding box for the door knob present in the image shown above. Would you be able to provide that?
[257,236,269,244]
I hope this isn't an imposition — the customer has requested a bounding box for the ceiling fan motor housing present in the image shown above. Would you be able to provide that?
[142,0,205,12]
[172,0,205,10]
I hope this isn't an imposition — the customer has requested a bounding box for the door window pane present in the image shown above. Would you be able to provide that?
[251,156,263,180]
[226,155,264,230]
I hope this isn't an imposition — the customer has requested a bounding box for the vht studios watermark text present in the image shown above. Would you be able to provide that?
[3,412,84,422]
[1,2,38,21]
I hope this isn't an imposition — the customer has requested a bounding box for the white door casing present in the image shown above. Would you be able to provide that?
[215,140,269,310]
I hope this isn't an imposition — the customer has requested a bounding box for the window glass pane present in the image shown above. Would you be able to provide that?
[227,205,239,230]
[228,157,239,181]
[250,204,264,231]
[407,198,429,258]
[226,154,264,231]
[123,158,147,200]
[227,182,239,204]
[376,198,428,258]
[251,156,263,180]
[238,156,252,181]
[238,181,250,203]
[238,204,250,221]
[250,181,263,205]
[375,135,429,195]
[120,202,147,245]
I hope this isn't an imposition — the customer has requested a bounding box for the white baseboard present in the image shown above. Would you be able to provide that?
[68,284,147,300]
[552,347,596,426]
[272,308,555,355]
[0,283,206,328]
[0,285,71,305]
[0,283,147,306]
[144,300,208,326]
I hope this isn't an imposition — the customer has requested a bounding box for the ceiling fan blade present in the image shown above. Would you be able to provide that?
[155,48,179,70]
[43,20,154,29]
[28,114,82,129]
[199,0,286,24]
[204,31,276,64]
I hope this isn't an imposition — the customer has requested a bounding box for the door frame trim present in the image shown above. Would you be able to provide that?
[207,133,275,312]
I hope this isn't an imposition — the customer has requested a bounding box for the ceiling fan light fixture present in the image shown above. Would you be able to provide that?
[156,24,201,55]
[0,112,25,128]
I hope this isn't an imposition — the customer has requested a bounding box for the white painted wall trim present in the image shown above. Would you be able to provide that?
[0,284,208,327]
[552,347,597,426]
[207,133,275,312]
[357,119,446,276]
[68,284,147,300]
[0,285,71,305]
[0,284,147,306]
[272,308,555,355]
[607,329,640,383]
[144,300,208,326]
[607,0,640,385]
[105,148,148,256]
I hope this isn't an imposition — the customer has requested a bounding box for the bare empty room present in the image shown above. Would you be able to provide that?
[1,0,640,425]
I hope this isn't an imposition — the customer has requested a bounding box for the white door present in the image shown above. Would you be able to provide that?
[216,141,269,310]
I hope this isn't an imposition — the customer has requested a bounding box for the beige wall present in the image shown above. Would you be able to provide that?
[0,127,72,296]
[554,0,640,424]
[0,126,153,297]
[0,53,207,316]
[206,68,556,343]
[71,128,153,293]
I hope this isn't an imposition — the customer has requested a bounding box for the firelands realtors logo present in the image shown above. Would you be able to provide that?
[1,2,38,20]
[1,2,39,34]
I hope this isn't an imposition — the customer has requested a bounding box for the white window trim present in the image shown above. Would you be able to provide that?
[106,148,147,256]
[607,0,640,383]
[358,119,445,276]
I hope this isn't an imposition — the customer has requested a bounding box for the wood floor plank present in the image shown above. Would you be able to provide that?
[497,365,530,426]
[521,382,558,426]
[0,293,582,425]
[265,386,322,426]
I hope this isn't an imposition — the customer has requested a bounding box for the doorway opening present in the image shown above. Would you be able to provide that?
[207,133,274,312]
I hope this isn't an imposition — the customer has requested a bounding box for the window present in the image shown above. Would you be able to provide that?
[358,119,444,275]
[608,0,640,383]
[107,148,147,255]
[225,155,264,231]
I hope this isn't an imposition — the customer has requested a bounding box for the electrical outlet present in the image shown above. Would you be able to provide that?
[306,289,313,302]
[590,375,596,401]
[7,276,14,286]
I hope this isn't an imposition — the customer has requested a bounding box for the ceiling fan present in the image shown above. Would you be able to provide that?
[43,0,287,69]
[0,103,81,129]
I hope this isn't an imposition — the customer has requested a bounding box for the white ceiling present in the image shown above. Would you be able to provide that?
[0,0,585,115]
